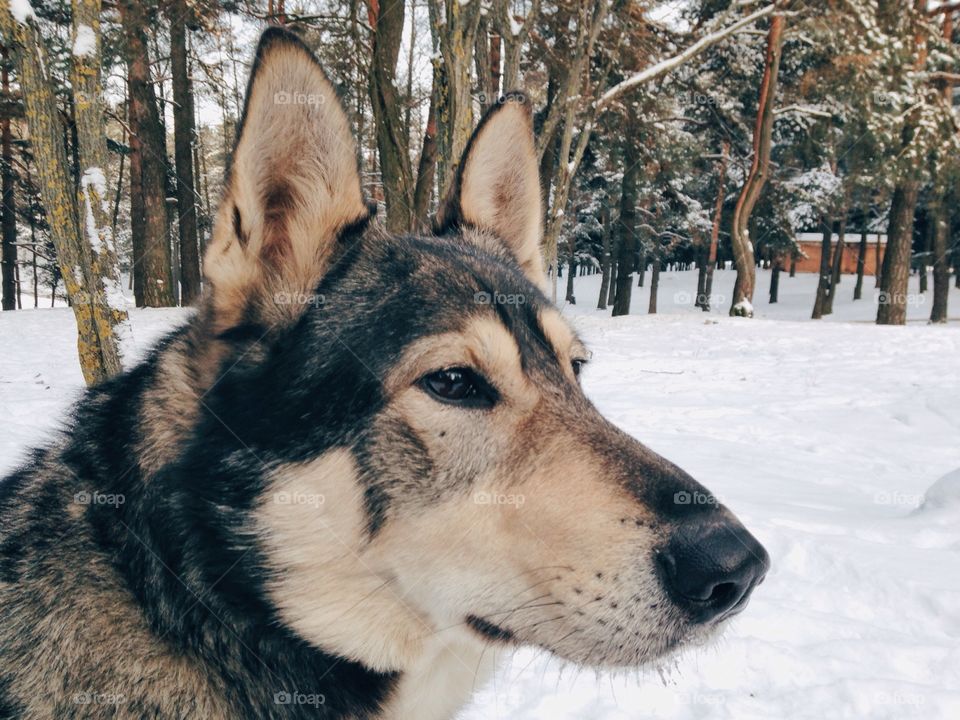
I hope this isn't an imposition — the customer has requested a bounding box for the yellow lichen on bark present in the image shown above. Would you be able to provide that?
[1,0,128,384]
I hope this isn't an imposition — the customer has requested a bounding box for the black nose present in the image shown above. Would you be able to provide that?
[658,518,770,624]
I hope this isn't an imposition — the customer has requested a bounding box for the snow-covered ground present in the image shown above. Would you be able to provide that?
[1,269,959,719]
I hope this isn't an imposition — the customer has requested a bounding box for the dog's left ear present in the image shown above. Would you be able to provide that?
[204,28,369,331]
[434,93,545,286]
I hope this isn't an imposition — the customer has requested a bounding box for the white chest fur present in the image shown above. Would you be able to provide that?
[379,632,501,720]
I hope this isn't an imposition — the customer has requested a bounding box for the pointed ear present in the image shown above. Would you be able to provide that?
[204,28,369,330]
[434,93,545,286]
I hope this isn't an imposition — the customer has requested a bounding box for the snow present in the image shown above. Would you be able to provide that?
[79,167,110,254]
[80,166,107,200]
[1,268,959,719]
[731,298,754,315]
[919,468,960,514]
[72,23,96,58]
[8,0,34,24]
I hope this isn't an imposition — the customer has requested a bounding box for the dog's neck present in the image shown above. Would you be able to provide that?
[379,632,500,720]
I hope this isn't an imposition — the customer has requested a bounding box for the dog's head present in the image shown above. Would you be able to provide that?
[198,28,769,674]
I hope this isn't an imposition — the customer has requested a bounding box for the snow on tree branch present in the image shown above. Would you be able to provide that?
[8,0,35,24]
[596,4,777,110]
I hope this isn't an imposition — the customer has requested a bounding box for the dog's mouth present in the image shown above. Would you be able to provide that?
[464,607,696,667]
[465,614,515,643]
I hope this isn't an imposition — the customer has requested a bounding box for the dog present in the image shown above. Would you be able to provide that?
[0,27,769,720]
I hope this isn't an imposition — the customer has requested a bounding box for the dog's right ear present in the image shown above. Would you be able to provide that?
[204,28,368,331]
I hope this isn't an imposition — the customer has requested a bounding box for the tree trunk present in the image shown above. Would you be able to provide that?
[1,44,15,311]
[930,199,950,323]
[539,1,609,302]
[430,0,481,200]
[474,17,494,113]
[128,111,146,305]
[72,0,131,367]
[647,255,659,314]
[918,212,931,295]
[875,233,883,288]
[1,2,126,383]
[824,215,846,315]
[729,14,784,317]
[495,0,538,90]
[877,181,919,325]
[597,203,611,309]
[538,108,559,286]
[702,141,729,312]
[854,222,867,300]
[169,0,201,304]
[695,240,707,309]
[812,218,834,319]
[120,0,174,307]
[769,256,780,303]
[412,66,439,228]
[607,254,618,306]
[612,127,639,317]
[369,0,413,232]
[923,3,952,313]
[955,244,960,288]
[564,246,576,304]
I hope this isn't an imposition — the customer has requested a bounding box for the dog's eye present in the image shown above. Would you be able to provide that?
[419,368,497,408]
[572,358,587,378]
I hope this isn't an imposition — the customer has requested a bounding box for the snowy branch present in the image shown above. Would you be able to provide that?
[926,1,960,15]
[596,4,777,110]
[775,104,833,119]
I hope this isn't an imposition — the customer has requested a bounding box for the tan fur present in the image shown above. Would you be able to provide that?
[256,450,430,672]
[539,307,589,378]
[203,39,367,332]
[454,101,546,287]
[384,316,537,410]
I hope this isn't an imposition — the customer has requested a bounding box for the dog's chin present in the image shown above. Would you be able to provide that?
[463,608,733,669]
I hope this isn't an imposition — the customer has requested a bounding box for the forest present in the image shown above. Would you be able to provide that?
[0,0,958,382]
